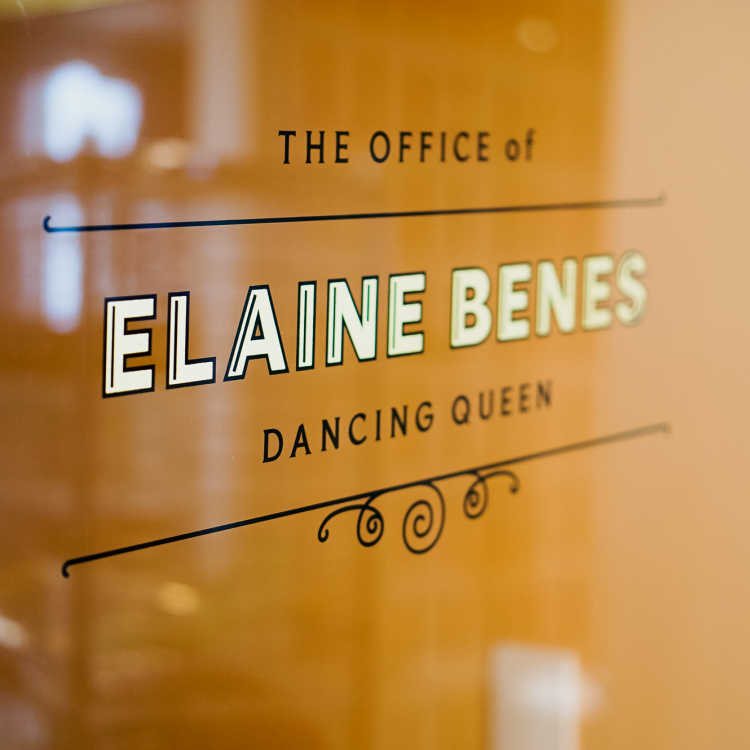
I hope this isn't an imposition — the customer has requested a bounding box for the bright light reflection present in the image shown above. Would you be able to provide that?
[43,61,142,162]
[491,643,582,750]
[43,196,83,334]
[156,582,201,616]
[0,613,27,650]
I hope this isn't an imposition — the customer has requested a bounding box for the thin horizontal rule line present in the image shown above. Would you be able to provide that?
[43,193,666,234]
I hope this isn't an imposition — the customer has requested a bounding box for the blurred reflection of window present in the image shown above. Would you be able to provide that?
[38,61,142,162]
[490,643,582,750]
[0,613,27,651]
[42,196,83,334]
[190,0,252,161]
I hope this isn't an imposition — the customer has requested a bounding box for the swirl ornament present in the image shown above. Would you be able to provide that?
[463,469,519,520]
[402,483,445,554]
[318,498,384,547]
[317,471,515,555]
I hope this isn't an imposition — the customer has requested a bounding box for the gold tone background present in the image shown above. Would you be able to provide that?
[0,1,748,748]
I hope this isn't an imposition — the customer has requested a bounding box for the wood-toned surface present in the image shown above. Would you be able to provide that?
[0,1,748,748]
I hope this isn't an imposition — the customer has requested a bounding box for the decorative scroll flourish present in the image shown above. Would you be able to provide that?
[402,483,445,554]
[463,469,520,520]
[318,497,385,548]
[60,422,670,576]
[317,470,519,556]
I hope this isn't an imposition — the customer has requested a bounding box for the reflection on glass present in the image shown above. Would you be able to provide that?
[42,195,83,333]
[490,644,582,750]
[42,61,142,162]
